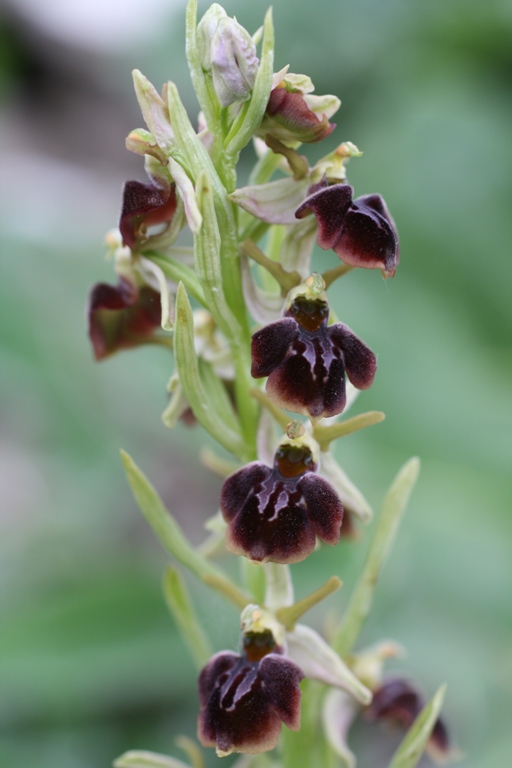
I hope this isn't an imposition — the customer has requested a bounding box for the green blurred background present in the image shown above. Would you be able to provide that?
[0,0,511,766]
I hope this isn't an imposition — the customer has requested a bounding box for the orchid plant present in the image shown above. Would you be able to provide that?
[87,3,457,767]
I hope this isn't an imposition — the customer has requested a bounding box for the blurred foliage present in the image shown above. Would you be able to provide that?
[0,1,511,767]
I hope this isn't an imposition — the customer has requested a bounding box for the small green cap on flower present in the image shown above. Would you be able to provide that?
[197,5,259,107]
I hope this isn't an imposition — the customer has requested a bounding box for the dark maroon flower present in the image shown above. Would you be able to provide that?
[87,278,161,360]
[365,678,451,760]
[259,85,336,144]
[120,179,177,249]
[220,439,344,563]
[251,294,376,420]
[198,631,303,756]
[295,184,399,278]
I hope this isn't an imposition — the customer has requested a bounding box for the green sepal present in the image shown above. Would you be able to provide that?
[174,283,246,456]
[333,457,421,657]
[114,751,191,768]
[198,357,240,435]
[185,0,220,135]
[194,171,239,339]
[142,251,205,307]
[163,566,212,669]
[132,70,175,155]
[224,8,274,157]
[313,411,385,451]
[388,685,447,768]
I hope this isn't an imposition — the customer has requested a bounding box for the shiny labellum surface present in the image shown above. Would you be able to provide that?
[251,303,376,420]
[220,453,344,564]
[198,649,303,755]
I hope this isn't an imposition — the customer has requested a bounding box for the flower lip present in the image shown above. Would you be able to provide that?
[365,678,451,758]
[87,278,161,360]
[295,183,399,278]
[119,179,176,249]
[198,647,303,756]
[251,290,376,421]
[220,439,343,564]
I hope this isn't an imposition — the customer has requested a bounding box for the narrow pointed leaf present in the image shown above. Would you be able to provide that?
[163,566,212,669]
[333,458,421,657]
[174,283,245,456]
[114,750,191,768]
[121,450,220,580]
[120,450,250,609]
[388,685,447,768]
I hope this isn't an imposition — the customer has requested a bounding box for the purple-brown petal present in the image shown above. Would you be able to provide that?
[265,333,347,420]
[262,87,336,144]
[198,651,239,708]
[220,462,271,523]
[295,184,353,249]
[87,279,161,360]
[365,678,451,758]
[251,318,298,378]
[258,654,304,730]
[119,179,177,248]
[198,655,289,755]
[298,473,344,545]
[224,473,317,564]
[334,193,399,277]
[328,323,377,390]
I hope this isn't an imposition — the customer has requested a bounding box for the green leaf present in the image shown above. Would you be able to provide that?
[174,283,246,457]
[163,567,212,669]
[225,8,274,156]
[120,451,250,610]
[114,750,191,768]
[121,451,219,580]
[333,457,421,657]
[388,685,447,768]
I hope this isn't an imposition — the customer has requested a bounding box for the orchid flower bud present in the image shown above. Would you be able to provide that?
[198,5,259,107]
